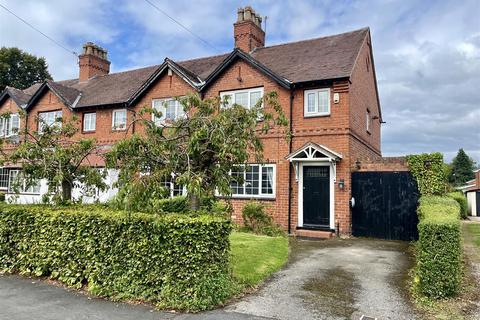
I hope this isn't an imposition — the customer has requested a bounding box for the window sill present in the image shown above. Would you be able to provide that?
[304,113,331,118]
[217,195,276,201]
[82,130,96,134]
[111,128,127,132]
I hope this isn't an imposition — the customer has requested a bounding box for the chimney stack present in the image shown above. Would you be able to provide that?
[234,6,265,52]
[78,42,110,82]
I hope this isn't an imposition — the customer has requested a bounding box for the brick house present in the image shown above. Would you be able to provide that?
[0,6,383,237]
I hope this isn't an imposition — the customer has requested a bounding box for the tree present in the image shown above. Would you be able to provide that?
[0,47,52,91]
[0,113,106,204]
[107,92,288,211]
[448,148,476,186]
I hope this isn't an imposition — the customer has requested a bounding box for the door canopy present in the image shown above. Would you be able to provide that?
[286,142,342,182]
[286,142,342,162]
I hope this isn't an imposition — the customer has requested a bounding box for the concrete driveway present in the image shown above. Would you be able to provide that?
[228,238,417,320]
[0,238,416,320]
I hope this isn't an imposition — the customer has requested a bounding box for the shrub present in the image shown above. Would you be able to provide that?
[406,153,446,195]
[447,192,468,219]
[0,204,234,311]
[415,196,462,298]
[0,192,4,202]
[242,201,285,236]
[149,196,189,213]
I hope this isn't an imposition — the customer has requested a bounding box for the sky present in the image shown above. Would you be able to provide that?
[0,0,479,164]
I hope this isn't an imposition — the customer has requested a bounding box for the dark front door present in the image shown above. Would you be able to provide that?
[303,166,330,227]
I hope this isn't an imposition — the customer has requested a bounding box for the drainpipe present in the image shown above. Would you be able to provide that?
[287,89,294,234]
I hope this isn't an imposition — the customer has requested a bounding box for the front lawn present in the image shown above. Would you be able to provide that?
[230,232,288,287]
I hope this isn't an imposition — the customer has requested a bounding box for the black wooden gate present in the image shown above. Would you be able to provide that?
[351,171,419,241]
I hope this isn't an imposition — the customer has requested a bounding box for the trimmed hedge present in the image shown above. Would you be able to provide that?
[0,205,233,310]
[406,153,446,195]
[415,196,462,298]
[447,192,468,219]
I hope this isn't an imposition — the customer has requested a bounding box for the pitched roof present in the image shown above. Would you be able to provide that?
[17,27,369,109]
[251,28,369,83]
[0,83,42,108]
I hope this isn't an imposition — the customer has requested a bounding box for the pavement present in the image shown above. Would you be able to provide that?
[0,238,416,320]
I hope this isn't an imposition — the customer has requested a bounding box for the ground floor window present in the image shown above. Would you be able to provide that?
[161,178,186,198]
[0,167,9,190]
[8,170,41,194]
[230,164,275,198]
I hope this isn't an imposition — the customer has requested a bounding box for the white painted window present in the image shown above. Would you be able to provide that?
[220,87,264,109]
[366,109,371,132]
[83,112,96,132]
[112,109,127,130]
[230,164,275,198]
[8,170,40,194]
[162,179,186,198]
[38,110,62,133]
[0,113,20,137]
[0,168,9,190]
[304,88,330,117]
[152,98,185,125]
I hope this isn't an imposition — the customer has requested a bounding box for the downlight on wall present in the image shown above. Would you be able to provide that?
[333,92,340,104]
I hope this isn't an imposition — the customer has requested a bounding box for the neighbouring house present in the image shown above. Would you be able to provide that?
[459,169,480,217]
[0,6,384,237]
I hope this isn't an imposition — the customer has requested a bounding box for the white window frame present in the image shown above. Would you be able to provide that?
[0,113,20,138]
[83,112,96,132]
[151,98,185,125]
[219,87,264,110]
[112,109,127,131]
[38,110,62,134]
[229,164,276,199]
[0,167,9,190]
[7,169,41,194]
[304,88,331,117]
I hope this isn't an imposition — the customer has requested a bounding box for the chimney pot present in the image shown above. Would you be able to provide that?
[244,6,252,20]
[237,8,244,22]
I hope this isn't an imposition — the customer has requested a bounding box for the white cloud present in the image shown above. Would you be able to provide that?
[0,0,479,163]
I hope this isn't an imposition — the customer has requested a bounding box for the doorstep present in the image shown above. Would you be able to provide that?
[295,227,335,239]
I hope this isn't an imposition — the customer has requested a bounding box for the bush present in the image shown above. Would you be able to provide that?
[447,192,468,219]
[149,196,189,213]
[415,196,462,298]
[0,204,234,311]
[406,153,446,195]
[0,192,4,202]
[241,201,285,236]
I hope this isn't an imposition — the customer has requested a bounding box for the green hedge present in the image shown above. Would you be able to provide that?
[0,205,233,310]
[447,192,468,219]
[406,153,446,195]
[415,196,462,298]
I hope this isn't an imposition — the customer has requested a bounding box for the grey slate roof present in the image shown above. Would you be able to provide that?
[2,28,369,109]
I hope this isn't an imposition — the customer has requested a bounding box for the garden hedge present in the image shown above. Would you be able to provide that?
[406,152,446,195]
[447,192,468,219]
[0,205,233,310]
[415,196,462,298]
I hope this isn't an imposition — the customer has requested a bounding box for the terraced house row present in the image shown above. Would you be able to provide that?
[0,6,383,237]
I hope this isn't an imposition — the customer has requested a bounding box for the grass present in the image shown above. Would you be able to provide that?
[230,231,289,287]
[411,221,480,319]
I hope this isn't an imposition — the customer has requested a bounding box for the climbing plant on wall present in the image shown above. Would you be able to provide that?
[406,152,446,196]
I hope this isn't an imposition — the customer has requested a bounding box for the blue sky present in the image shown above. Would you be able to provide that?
[1,0,479,163]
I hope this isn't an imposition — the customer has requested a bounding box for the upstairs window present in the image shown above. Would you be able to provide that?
[152,98,185,125]
[38,110,62,133]
[304,88,330,117]
[112,109,127,130]
[0,113,20,137]
[83,112,96,132]
[220,87,264,109]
